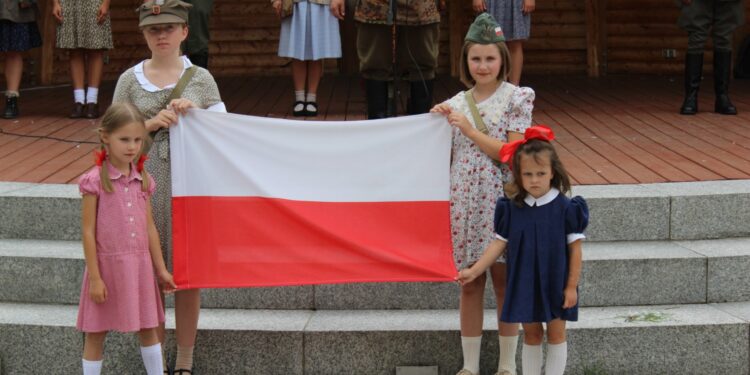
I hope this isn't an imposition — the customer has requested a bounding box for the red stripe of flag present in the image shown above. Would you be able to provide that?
[172,196,456,288]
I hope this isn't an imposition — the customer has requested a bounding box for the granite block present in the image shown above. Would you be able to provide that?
[571,184,669,241]
[1,303,747,374]
[678,238,750,302]
[669,193,750,240]
[197,286,314,309]
[304,310,503,375]
[713,301,750,322]
[184,308,309,374]
[0,196,80,240]
[0,254,83,305]
[567,304,748,374]
[580,241,706,306]
[0,182,35,194]
[314,282,463,310]
[0,240,83,305]
[0,303,310,374]
[0,184,80,240]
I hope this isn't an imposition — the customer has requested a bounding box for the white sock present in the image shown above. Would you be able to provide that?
[82,359,102,375]
[74,89,85,104]
[521,343,543,375]
[461,335,482,374]
[175,345,194,371]
[5,90,19,97]
[294,90,306,112]
[498,335,519,374]
[305,92,317,103]
[86,87,99,104]
[140,343,164,375]
[545,342,568,375]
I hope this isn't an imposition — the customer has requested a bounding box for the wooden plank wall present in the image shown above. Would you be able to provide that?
[526,0,587,74]
[607,0,750,74]
[2,0,749,86]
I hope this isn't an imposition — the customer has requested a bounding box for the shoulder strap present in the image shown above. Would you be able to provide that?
[464,88,504,168]
[166,65,197,104]
[148,65,198,144]
[464,89,489,135]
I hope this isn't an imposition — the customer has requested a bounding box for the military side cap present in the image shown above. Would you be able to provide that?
[139,0,192,27]
[465,13,505,44]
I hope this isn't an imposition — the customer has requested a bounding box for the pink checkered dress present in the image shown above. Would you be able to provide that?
[76,162,164,333]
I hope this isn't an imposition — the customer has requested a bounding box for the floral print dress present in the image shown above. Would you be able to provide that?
[444,81,534,269]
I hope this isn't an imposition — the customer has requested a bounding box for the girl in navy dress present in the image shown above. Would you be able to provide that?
[456,125,588,375]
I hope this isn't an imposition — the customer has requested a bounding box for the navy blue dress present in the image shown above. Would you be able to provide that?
[494,191,588,323]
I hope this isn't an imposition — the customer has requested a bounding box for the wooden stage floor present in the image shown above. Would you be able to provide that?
[1,74,748,185]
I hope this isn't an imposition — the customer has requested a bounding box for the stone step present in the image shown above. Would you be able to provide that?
[1,180,750,242]
[3,237,749,309]
[0,301,747,374]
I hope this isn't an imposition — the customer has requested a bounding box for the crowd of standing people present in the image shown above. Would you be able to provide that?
[0,0,745,374]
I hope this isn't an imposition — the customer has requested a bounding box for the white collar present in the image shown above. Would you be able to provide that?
[134,55,193,92]
[524,188,560,207]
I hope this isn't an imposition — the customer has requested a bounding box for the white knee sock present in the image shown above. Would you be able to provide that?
[74,89,85,104]
[82,358,102,375]
[498,335,518,374]
[86,87,99,104]
[461,335,482,374]
[140,343,164,375]
[521,343,543,375]
[545,342,568,375]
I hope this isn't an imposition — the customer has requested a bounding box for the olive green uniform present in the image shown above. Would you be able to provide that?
[182,0,213,68]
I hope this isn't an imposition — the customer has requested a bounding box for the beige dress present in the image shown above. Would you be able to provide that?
[55,0,112,49]
[112,56,224,270]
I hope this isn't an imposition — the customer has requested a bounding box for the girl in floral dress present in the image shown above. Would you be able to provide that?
[431,13,534,375]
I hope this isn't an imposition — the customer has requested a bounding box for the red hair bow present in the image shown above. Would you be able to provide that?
[93,149,107,166]
[136,155,148,173]
[498,125,556,167]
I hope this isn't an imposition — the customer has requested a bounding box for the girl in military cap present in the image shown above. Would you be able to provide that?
[113,1,227,373]
[431,13,535,375]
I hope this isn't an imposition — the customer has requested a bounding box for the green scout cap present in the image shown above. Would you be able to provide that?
[139,0,192,27]
[464,13,505,44]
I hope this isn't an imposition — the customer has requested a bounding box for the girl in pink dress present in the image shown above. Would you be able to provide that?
[77,103,176,375]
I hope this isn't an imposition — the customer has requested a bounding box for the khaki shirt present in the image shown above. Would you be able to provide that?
[354,0,439,25]
[1,0,38,23]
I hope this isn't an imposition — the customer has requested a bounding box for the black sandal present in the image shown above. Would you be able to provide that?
[174,369,192,374]
[305,102,318,117]
[293,101,306,117]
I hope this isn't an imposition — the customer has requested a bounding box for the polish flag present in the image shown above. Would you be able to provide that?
[170,110,456,289]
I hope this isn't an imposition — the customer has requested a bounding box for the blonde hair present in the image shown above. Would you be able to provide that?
[458,41,511,88]
[97,103,151,193]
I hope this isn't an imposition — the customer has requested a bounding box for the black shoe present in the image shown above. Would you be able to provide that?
[70,102,85,119]
[680,52,703,115]
[293,101,306,117]
[407,79,435,115]
[365,79,388,119]
[305,102,318,117]
[85,103,100,119]
[174,369,192,374]
[713,49,738,115]
[3,95,18,119]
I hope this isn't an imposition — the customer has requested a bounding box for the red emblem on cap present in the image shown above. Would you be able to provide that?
[152,5,161,14]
